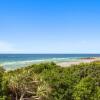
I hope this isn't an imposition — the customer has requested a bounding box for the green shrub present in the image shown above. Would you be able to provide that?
[0,62,100,100]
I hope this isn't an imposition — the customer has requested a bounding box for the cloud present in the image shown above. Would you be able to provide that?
[0,41,19,53]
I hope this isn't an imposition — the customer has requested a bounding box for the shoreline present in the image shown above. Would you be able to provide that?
[1,57,100,70]
[56,57,100,67]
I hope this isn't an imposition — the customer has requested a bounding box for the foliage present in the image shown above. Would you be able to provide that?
[0,62,100,100]
[0,66,5,96]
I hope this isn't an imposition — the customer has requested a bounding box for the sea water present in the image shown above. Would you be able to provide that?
[0,54,100,70]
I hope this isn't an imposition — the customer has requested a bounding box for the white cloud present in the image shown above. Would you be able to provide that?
[0,41,20,53]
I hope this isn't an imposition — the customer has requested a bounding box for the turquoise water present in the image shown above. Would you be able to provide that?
[0,54,100,70]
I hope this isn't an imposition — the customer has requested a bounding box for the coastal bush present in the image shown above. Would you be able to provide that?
[0,62,100,100]
[24,62,58,74]
[41,62,100,100]
[2,68,51,100]
[0,66,5,96]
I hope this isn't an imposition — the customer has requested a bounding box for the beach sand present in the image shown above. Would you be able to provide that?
[57,57,100,67]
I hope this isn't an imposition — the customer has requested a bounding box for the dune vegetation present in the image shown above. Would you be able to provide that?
[0,61,100,100]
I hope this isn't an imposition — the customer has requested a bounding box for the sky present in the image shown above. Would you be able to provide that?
[0,0,100,53]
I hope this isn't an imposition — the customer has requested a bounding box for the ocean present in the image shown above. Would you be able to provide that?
[0,54,100,70]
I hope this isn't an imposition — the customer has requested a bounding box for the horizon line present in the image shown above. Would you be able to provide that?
[0,53,100,54]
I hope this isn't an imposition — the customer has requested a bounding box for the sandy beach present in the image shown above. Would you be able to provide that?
[57,57,100,67]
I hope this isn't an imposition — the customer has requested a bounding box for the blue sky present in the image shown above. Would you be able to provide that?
[0,0,100,53]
